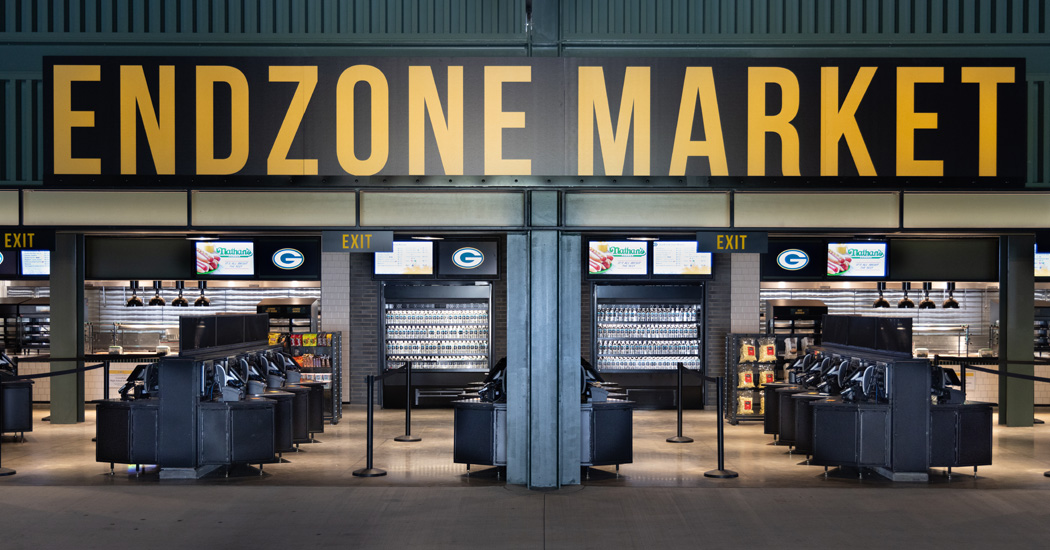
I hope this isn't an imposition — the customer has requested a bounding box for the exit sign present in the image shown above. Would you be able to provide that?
[696,231,767,253]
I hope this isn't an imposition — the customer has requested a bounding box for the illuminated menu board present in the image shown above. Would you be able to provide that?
[374,241,434,275]
[196,241,255,276]
[20,250,50,276]
[1037,246,1050,278]
[653,241,712,275]
[827,242,887,277]
[588,241,648,276]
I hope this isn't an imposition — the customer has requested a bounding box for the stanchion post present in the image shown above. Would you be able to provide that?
[704,376,738,479]
[103,361,110,401]
[0,375,16,476]
[395,362,420,442]
[353,375,386,477]
[667,363,693,443]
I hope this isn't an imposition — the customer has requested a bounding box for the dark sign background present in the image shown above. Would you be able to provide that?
[437,240,499,278]
[255,237,321,280]
[0,250,18,277]
[44,56,1025,187]
[762,239,827,280]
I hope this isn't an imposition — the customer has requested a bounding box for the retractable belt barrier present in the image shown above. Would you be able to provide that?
[353,365,409,478]
[668,363,738,479]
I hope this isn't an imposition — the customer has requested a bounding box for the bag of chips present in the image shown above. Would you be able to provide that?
[758,367,776,386]
[738,337,757,363]
[736,390,755,415]
[738,370,754,388]
[758,337,777,363]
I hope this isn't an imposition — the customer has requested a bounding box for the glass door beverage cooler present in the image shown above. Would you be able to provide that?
[591,284,704,409]
[380,282,492,407]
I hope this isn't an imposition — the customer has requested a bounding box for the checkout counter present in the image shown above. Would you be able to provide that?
[452,358,633,470]
[774,316,993,481]
[94,314,324,478]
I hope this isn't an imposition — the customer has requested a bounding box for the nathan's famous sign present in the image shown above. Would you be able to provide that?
[45,57,1025,183]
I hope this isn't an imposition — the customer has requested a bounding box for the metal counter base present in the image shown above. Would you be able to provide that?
[452,399,634,468]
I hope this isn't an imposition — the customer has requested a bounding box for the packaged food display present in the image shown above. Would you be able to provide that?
[758,337,777,363]
[738,369,755,388]
[303,333,317,347]
[736,390,755,415]
[268,333,281,346]
[758,366,776,386]
[738,337,757,363]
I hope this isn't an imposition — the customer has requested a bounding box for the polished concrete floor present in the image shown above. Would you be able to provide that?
[3,404,1050,548]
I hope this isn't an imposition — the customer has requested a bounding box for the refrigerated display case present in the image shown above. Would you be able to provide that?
[591,284,704,409]
[380,282,492,407]
[257,298,318,334]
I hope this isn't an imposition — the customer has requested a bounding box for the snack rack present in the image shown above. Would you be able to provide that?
[281,331,342,424]
[725,333,778,425]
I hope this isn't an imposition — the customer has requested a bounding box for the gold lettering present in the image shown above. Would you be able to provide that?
[268,66,319,175]
[896,67,944,177]
[120,65,175,175]
[961,67,1015,177]
[748,67,801,176]
[53,65,102,175]
[365,234,372,248]
[820,67,877,177]
[577,66,651,176]
[336,65,389,175]
[342,234,350,249]
[484,66,532,175]
[669,67,727,176]
[409,66,464,175]
[739,235,747,249]
[196,66,250,175]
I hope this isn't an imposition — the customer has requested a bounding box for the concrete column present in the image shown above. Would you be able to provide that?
[999,235,1035,426]
[558,233,582,485]
[49,233,85,424]
[506,232,530,485]
[505,228,581,488]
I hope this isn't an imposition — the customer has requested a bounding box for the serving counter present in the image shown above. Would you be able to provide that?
[452,398,633,469]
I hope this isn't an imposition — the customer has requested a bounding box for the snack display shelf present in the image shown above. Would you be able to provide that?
[725,333,780,425]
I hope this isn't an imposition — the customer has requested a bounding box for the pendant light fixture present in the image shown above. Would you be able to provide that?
[873,281,890,308]
[148,281,166,306]
[194,280,210,307]
[171,281,189,307]
[126,281,144,307]
[943,282,960,309]
[898,282,915,308]
[918,282,936,309]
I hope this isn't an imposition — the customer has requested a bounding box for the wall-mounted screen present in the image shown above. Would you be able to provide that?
[374,241,434,276]
[437,241,499,278]
[588,241,648,276]
[20,250,50,276]
[827,242,887,278]
[196,241,255,277]
[254,237,321,280]
[652,241,712,275]
[1037,245,1050,278]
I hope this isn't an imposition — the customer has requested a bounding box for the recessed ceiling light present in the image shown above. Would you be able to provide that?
[627,237,659,241]
[187,235,218,241]
[411,236,444,241]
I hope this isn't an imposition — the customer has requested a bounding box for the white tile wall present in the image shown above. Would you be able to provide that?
[940,363,1050,406]
[321,252,351,403]
[731,254,761,333]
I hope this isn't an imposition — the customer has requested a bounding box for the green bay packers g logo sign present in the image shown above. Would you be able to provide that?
[272,248,305,270]
[776,249,809,270]
[452,247,484,269]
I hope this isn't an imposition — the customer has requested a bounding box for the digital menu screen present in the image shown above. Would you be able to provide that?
[1037,245,1050,278]
[20,250,51,276]
[827,242,887,277]
[374,241,434,275]
[653,241,712,275]
[196,241,255,276]
[588,241,648,276]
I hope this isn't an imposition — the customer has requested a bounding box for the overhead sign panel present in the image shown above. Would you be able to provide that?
[44,57,1025,187]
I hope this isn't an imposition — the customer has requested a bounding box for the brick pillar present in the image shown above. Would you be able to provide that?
[320,252,352,403]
